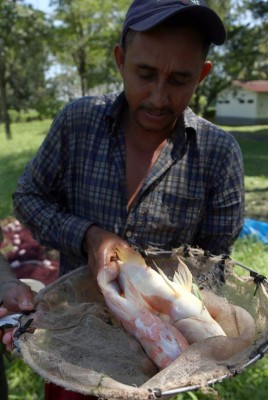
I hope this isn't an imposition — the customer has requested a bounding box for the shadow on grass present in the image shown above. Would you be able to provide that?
[235,139,268,178]
[0,148,35,179]
[229,127,268,141]
[246,187,268,193]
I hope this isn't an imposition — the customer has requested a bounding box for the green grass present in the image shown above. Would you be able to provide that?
[220,125,268,222]
[4,357,45,400]
[1,121,268,399]
[221,124,268,133]
[0,120,52,218]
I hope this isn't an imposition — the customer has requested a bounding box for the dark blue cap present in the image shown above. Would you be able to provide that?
[121,0,226,45]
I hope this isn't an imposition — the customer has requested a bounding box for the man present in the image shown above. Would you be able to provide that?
[0,235,34,400]
[1,1,244,399]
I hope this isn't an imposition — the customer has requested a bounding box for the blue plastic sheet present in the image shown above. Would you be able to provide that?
[239,218,268,244]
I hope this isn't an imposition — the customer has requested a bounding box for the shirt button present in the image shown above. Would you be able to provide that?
[126,231,132,238]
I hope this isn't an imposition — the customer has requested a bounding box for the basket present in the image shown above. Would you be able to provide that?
[14,247,268,400]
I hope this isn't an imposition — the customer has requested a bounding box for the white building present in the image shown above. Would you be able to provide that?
[215,80,268,125]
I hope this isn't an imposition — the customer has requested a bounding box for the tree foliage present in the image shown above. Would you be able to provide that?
[1,0,268,139]
[193,0,268,115]
[49,0,131,96]
[0,0,51,139]
[246,0,268,19]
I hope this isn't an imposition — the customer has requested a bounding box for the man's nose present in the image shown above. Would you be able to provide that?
[149,82,169,108]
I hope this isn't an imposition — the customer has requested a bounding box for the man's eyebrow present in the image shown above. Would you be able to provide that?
[136,64,193,78]
[136,64,156,71]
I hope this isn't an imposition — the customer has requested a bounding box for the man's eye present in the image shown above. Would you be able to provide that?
[139,73,154,80]
[170,76,190,86]
[171,80,186,86]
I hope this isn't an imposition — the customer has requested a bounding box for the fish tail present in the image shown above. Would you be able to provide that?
[155,266,180,296]
[173,260,193,292]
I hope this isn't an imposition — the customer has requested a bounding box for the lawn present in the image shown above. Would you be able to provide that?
[0,120,52,218]
[222,124,268,222]
[1,121,268,400]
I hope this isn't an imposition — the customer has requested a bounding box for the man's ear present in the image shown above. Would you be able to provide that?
[199,61,212,83]
[114,45,125,75]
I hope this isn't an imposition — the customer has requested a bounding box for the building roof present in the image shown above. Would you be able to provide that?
[233,80,268,93]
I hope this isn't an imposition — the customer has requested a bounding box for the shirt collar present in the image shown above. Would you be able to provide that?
[105,92,127,135]
[183,107,198,141]
[105,92,197,141]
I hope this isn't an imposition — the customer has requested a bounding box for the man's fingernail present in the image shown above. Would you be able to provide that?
[21,299,33,307]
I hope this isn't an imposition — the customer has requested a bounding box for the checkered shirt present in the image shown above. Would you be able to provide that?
[13,92,244,275]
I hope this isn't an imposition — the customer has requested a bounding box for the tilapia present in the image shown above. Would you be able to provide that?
[97,260,189,369]
[98,246,257,369]
[115,246,226,344]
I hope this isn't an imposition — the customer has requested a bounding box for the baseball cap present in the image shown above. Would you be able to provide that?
[121,0,226,45]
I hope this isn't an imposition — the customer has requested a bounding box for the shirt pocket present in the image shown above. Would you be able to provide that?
[143,191,204,240]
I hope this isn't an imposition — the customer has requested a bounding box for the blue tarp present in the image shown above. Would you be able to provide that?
[239,218,268,244]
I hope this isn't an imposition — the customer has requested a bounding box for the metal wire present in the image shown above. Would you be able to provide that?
[151,341,268,399]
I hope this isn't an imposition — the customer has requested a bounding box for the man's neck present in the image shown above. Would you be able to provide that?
[124,115,173,153]
[124,119,170,210]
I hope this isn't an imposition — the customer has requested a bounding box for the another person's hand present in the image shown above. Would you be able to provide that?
[1,283,35,351]
[0,306,12,352]
[1,282,34,313]
[83,225,129,281]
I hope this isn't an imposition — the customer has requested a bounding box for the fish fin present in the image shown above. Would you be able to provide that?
[155,265,180,296]
[173,260,193,292]
[116,246,147,267]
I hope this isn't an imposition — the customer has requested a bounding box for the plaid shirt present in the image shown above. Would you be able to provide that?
[13,92,244,275]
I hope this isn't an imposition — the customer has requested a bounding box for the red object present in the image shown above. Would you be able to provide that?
[0,220,59,285]
[233,80,268,93]
[0,221,96,399]
[45,382,97,400]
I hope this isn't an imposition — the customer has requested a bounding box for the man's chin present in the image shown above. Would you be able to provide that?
[135,109,176,134]
[136,119,175,135]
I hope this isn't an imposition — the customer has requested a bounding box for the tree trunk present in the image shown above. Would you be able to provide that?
[79,72,86,97]
[0,62,12,139]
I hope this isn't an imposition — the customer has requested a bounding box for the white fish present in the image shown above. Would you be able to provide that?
[97,256,189,369]
[115,246,226,345]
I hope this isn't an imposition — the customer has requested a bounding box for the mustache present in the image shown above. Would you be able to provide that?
[139,105,173,115]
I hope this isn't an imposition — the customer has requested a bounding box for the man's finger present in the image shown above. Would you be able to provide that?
[0,307,8,317]
[2,330,14,351]
[2,284,34,312]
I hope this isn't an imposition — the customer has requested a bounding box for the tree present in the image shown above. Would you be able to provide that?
[193,0,268,116]
[245,0,268,79]
[191,0,233,115]
[0,0,17,139]
[0,1,52,139]
[246,1,268,19]
[50,0,131,97]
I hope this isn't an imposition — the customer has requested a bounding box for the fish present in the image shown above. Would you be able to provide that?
[201,289,256,346]
[97,263,189,369]
[115,246,226,345]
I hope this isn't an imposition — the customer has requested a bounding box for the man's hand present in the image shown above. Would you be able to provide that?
[0,307,13,352]
[83,225,129,281]
[0,283,35,351]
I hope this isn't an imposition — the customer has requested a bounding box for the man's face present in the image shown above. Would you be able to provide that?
[115,26,211,136]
